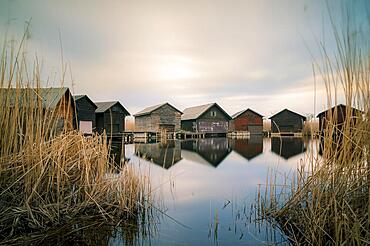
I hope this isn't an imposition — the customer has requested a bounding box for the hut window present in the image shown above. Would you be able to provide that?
[112,106,119,112]
[210,111,217,117]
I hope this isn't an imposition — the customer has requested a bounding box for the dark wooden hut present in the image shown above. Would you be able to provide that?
[181,138,231,167]
[95,101,130,135]
[269,109,306,135]
[181,103,231,135]
[1,87,76,132]
[317,104,362,133]
[229,108,263,135]
[73,95,97,134]
[134,103,182,133]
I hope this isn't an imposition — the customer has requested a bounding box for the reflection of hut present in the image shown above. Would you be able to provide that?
[110,141,126,165]
[317,104,362,133]
[1,87,76,132]
[229,109,263,135]
[181,103,231,135]
[95,101,130,135]
[229,136,263,160]
[135,140,182,169]
[181,138,231,167]
[134,103,182,133]
[73,95,97,134]
[271,137,306,159]
[269,109,306,136]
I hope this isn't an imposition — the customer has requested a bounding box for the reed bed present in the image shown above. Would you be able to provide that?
[0,35,154,244]
[258,7,370,245]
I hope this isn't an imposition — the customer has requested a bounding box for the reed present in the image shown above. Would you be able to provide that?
[0,33,154,243]
[258,5,370,245]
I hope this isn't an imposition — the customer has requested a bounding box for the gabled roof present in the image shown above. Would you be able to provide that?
[0,87,74,109]
[316,104,363,117]
[269,109,306,121]
[232,108,264,119]
[73,95,97,109]
[95,101,130,115]
[134,102,182,117]
[181,103,231,121]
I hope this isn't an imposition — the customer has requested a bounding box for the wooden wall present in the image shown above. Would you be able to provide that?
[54,93,75,132]
[318,105,359,133]
[96,107,126,134]
[75,97,96,129]
[196,105,229,133]
[271,111,305,133]
[231,110,263,134]
[135,104,181,132]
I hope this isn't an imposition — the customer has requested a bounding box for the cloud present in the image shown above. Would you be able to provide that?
[0,0,367,115]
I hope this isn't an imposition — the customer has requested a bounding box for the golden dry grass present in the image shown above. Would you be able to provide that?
[0,31,155,244]
[258,7,370,245]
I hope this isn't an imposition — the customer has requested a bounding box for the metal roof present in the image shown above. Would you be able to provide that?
[73,95,85,101]
[95,101,130,115]
[181,103,231,121]
[73,95,97,109]
[0,87,72,109]
[269,109,306,120]
[316,104,363,117]
[134,102,182,117]
[231,108,264,119]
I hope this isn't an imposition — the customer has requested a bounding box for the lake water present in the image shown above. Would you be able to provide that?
[109,137,314,245]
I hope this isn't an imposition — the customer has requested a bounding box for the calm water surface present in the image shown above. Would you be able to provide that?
[111,137,314,245]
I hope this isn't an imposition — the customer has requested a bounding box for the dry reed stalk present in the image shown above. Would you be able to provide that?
[0,30,156,244]
[258,4,370,245]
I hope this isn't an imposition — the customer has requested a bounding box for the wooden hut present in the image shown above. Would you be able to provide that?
[1,87,76,132]
[229,108,263,135]
[95,101,130,135]
[134,103,182,134]
[317,104,362,133]
[269,109,306,136]
[73,95,97,134]
[181,103,231,135]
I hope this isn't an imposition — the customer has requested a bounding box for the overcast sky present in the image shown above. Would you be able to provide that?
[0,0,368,117]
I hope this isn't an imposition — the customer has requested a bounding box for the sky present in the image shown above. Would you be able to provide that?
[0,0,368,118]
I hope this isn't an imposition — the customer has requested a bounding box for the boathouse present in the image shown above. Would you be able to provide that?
[1,87,76,132]
[181,103,231,135]
[134,103,182,134]
[269,109,306,135]
[317,104,362,133]
[229,108,263,135]
[95,101,130,135]
[73,95,97,134]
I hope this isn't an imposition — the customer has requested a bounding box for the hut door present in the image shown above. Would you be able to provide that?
[80,121,93,134]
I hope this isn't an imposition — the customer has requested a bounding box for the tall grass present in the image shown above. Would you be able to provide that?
[258,6,370,245]
[0,34,155,244]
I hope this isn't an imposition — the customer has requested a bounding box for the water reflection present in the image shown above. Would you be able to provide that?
[181,138,232,167]
[271,137,307,159]
[110,140,126,165]
[135,140,182,169]
[127,137,308,245]
[229,136,263,161]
